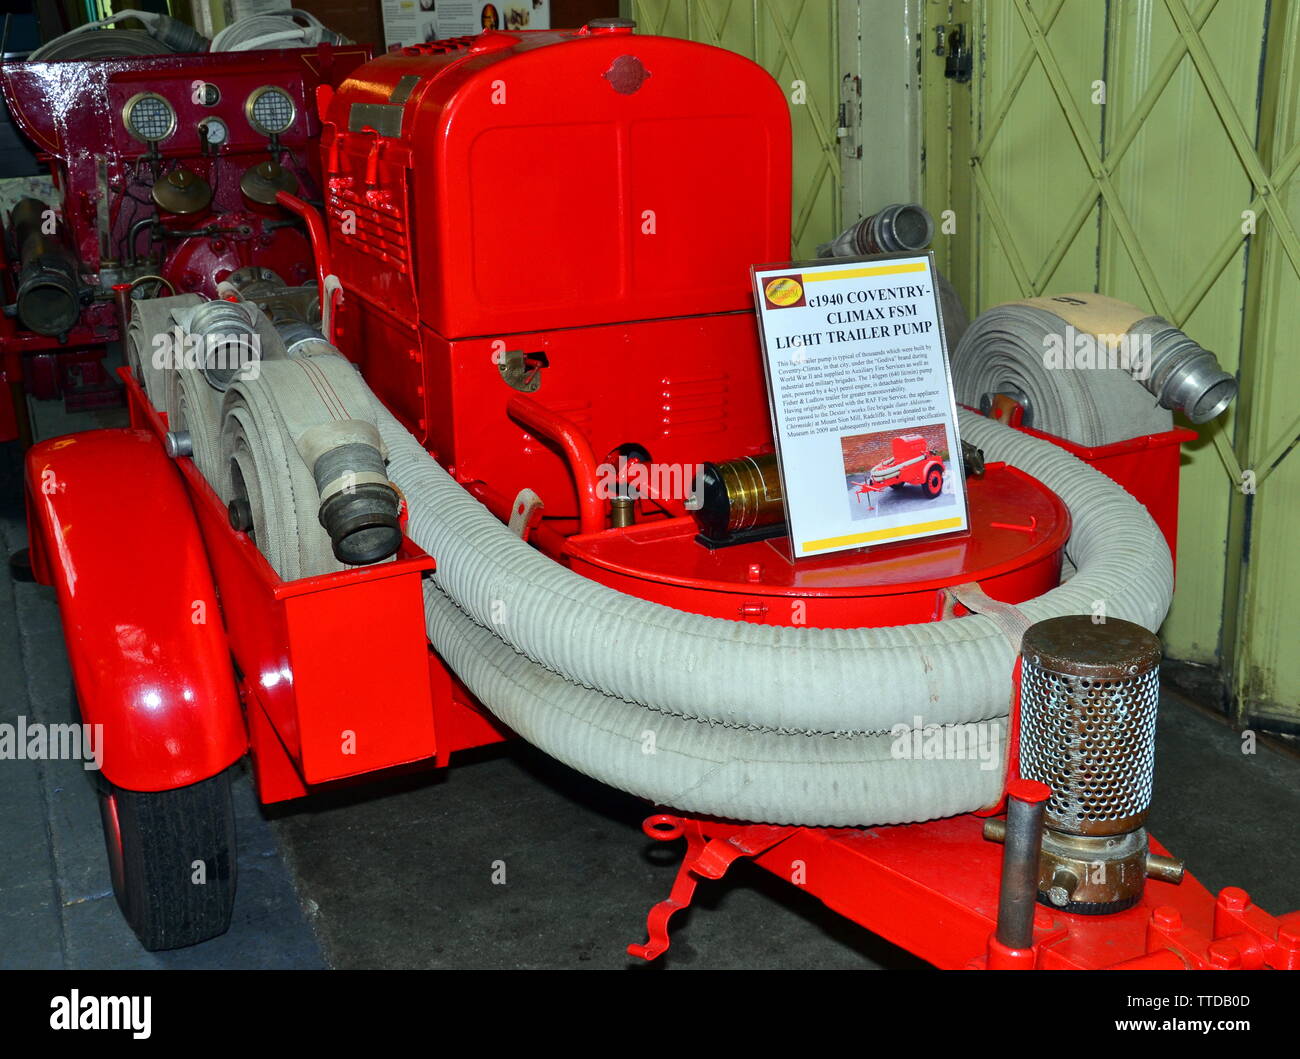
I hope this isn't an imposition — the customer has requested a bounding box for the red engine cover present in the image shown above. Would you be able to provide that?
[323,27,791,521]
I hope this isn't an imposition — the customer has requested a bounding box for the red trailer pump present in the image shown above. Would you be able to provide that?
[20,22,1298,967]
[859,433,945,497]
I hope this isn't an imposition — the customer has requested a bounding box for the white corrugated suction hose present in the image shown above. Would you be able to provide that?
[381,393,1172,822]
[370,395,1172,738]
[424,586,1007,825]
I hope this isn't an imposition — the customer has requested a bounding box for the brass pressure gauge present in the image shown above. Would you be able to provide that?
[123,92,176,144]
[245,86,297,136]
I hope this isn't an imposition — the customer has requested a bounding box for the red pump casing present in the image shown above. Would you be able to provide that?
[321,27,791,526]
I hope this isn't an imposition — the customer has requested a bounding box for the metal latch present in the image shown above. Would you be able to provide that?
[498,349,548,392]
[943,24,972,83]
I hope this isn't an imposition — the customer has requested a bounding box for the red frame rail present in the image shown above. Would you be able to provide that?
[629,813,1300,970]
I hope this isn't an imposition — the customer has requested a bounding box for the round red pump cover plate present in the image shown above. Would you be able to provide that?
[564,463,1071,628]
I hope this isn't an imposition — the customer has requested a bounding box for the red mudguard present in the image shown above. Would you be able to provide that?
[25,428,246,791]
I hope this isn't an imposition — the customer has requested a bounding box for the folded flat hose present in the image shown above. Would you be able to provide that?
[222,355,400,578]
[126,294,203,410]
[952,302,1171,446]
[169,366,228,499]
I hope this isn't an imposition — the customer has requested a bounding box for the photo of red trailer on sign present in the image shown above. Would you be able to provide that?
[843,423,957,520]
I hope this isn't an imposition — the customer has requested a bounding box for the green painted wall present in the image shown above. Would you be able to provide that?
[628,0,841,257]
[926,0,1300,727]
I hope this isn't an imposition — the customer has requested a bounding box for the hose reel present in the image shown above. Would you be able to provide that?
[952,294,1237,446]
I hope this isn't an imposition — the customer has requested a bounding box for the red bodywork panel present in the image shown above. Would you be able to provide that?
[563,463,1066,625]
[322,29,789,338]
[630,814,1300,969]
[122,370,505,802]
[322,27,791,516]
[24,429,244,791]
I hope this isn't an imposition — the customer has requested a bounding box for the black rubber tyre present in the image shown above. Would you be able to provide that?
[98,769,237,951]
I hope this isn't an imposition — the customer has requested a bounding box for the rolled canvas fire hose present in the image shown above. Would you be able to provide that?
[145,298,1175,825]
[951,294,1236,445]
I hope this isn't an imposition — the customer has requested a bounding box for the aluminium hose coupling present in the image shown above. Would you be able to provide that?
[816,203,936,258]
[311,441,402,566]
[174,299,261,391]
[1126,317,1238,424]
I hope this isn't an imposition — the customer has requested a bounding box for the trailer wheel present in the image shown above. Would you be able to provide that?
[923,466,944,498]
[98,769,237,951]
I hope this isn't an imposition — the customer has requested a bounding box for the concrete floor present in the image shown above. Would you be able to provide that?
[1,395,1297,969]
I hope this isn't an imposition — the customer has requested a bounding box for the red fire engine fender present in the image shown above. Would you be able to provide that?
[24,429,245,791]
[373,397,1173,737]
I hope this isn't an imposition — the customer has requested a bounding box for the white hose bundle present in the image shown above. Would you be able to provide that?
[28,10,207,60]
[191,324,1172,821]
[169,368,229,499]
[424,586,1008,825]
[951,299,1171,446]
[220,355,387,580]
[370,396,1171,737]
[210,11,347,52]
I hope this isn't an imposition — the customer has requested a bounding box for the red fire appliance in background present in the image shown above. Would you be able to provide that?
[0,44,370,440]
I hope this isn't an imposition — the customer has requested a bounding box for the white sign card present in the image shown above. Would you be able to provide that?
[751,252,969,559]
[382,1,549,50]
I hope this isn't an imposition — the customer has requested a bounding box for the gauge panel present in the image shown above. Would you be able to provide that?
[198,117,229,147]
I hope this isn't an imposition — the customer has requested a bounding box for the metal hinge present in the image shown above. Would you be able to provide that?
[836,74,862,159]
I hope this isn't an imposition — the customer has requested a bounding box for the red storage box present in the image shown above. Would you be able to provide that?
[122,368,438,799]
[1015,423,1195,564]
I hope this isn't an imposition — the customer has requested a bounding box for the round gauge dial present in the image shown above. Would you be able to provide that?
[198,82,220,106]
[123,93,176,143]
[245,86,296,136]
[198,117,229,147]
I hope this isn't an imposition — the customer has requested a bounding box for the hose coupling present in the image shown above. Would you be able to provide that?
[312,442,402,566]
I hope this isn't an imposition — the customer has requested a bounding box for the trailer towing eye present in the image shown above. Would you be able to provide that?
[627,815,797,961]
